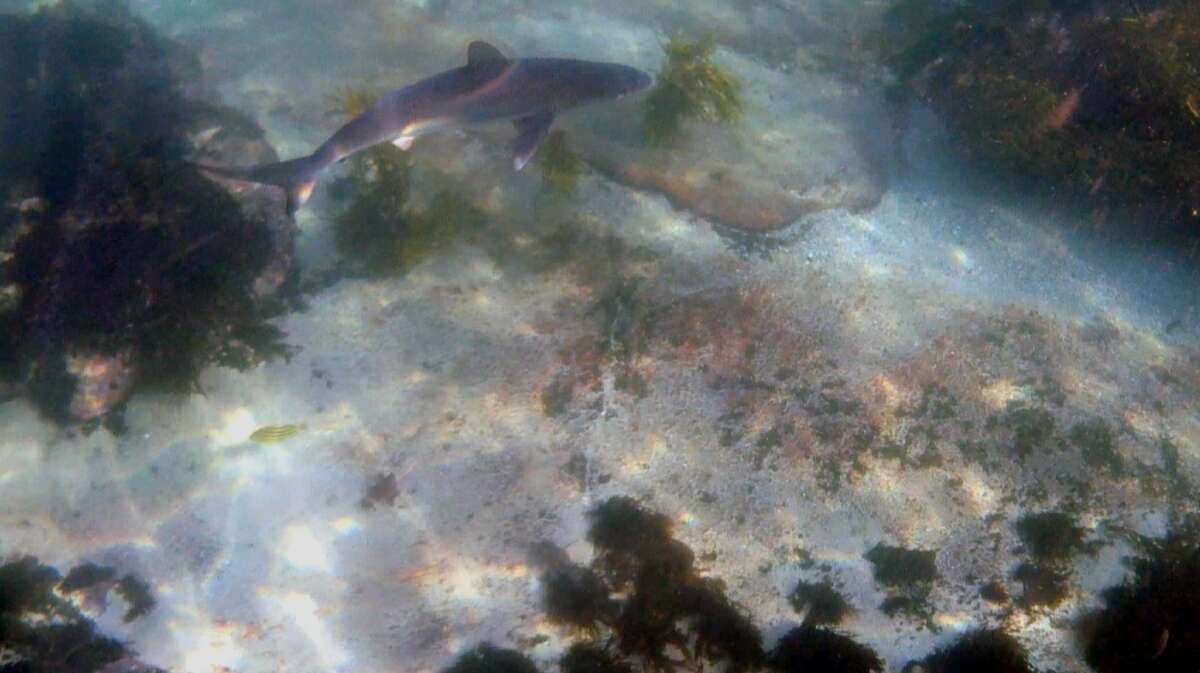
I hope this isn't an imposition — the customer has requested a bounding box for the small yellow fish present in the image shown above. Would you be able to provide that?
[249,423,308,444]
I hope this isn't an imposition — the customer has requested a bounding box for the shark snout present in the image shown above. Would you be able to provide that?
[617,69,655,99]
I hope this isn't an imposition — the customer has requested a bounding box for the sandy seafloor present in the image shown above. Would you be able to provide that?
[3,1,1200,672]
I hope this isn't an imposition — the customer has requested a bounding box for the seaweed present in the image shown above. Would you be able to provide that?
[979,580,1009,604]
[1003,404,1057,460]
[1010,511,1090,610]
[333,142,488,277]
[787,579,851,626]
[874,0,1200,228]
[59,563,116,592]
[529,541,612,631]
[643,35,742,144]
[333,143,415,275]
[0,2,292,422]
[440,644,540,673]
[863,543,939,629]
[1070,418,1125,476]
[114,573,155,623]
[327,85,379,118]
[560,643,633,673]
[537,130,583,196]
[1015,511,1088,562]
[0,555,159,673]
[766,626,883,673]
[912,628,1034,673]
[533,497,764,673]
[1082,518,1200,672]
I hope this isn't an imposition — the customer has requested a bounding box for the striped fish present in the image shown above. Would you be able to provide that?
[249,423,308,444]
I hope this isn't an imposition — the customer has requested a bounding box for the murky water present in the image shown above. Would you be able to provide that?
[2,2,1200,672]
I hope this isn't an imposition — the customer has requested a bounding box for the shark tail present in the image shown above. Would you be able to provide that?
[187,154,326,217]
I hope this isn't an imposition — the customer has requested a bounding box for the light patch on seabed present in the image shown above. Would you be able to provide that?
[259,588,350,669]
[280,525,331,572]
[175,617,245,673]
[210,407,259,448]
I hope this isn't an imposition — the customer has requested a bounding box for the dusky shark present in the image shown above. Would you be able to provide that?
[193,41,652,215]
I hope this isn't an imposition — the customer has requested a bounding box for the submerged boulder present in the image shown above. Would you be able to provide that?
[0,1,294,425]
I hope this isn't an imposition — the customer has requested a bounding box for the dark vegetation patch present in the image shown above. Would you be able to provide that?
[875,0,1200,232]
[332,143,489,277]
[359,472,399,510]
[58,563,116,592]
[788,579,851,626]
[767,625,883,673]
[1002,404,1057,461]
[1011,511,1091,611]
[1015,511,1088,562]
[0,1,292,424]
[910,628,1033,673]
[0,554,161,673]
[1011,561,1071,611]
[1069,418,1125,476]
[864,544,938,629]
[114,573,155,623]
[440,643,540,673]
[525,497,885,673]
[979,580,1009,604]
[560,643,633,673]
[1082,517,1200,672]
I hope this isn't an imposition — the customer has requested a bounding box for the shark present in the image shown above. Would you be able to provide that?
[192,41,653,215]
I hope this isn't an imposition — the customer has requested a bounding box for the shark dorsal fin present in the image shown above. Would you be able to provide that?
[467,41,509,68]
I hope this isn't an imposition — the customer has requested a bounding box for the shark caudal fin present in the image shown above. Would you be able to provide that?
[188,154,324,217]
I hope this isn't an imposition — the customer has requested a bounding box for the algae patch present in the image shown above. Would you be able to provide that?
[643,35,743,144]
[333,144,488,277]
[863,543,939,629]
[537,130,583,196]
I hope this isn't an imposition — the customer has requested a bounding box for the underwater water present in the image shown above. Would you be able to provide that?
[4,1,1200,672]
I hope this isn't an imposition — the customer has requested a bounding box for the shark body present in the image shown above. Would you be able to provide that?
[193,41,652,214]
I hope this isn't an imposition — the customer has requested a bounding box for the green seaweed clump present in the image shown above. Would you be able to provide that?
[0,555,160,673]
[875,0,1200,227]
[334,143,488,277]
[0,2,291,424]
[327,85,379,118]
[1083,518,1200,672]
[643,35,742,145]
[537,130,583,196]
[863,543,939,629]
[911,628,1034,673]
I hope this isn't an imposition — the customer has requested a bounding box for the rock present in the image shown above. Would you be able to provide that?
[66,350,136,422]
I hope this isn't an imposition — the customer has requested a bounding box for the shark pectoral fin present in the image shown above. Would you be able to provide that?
[512,111,555,171]
[287,179,318,217]
[392,136,415,151]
